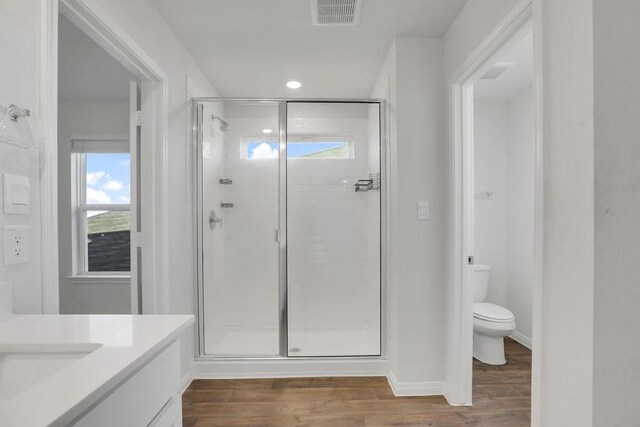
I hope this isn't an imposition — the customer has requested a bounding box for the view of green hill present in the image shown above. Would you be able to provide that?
[299,144,349,158]
[87,211,130,234]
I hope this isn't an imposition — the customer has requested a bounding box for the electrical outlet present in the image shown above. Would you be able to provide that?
[3,226,29,266]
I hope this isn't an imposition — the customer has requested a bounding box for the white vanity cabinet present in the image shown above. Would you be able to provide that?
[0,315,193,427]
[73,340,183,427]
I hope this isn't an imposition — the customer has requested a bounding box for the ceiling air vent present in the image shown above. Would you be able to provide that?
[311,0,363,26]
[480,62,517,80]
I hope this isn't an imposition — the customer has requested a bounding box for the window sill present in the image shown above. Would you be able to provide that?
[67,275,131,285]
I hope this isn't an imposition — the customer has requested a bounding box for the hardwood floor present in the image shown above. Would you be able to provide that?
[183,338,531,426]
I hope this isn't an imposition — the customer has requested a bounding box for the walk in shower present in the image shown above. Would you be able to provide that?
[194,99,384,359]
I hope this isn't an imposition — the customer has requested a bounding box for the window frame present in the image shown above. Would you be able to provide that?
[70,134,131,277]
[242,134,355,160]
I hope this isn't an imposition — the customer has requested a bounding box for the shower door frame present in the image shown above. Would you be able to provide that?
[193,98,387,361]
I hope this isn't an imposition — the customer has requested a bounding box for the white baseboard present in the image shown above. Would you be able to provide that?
[178,373,193,394]
[443,391,472,406]
[387,371,445,397]
[509,330,532,349]
[194,357,387,379]
[192,359,447,399]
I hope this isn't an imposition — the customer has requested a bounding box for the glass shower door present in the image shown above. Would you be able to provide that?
[200,100,281,357]
[286,102,381,356]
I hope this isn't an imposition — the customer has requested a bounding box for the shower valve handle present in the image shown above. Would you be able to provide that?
[209,210,222,230]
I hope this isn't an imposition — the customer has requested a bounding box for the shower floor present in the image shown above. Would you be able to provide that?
[288,327,379,357]
[207,327,379,357]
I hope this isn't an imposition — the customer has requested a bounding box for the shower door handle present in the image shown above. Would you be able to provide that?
[209,210,222,230]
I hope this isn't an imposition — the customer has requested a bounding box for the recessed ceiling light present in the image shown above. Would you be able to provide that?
[286,80,302,89]
[262,128,273,134]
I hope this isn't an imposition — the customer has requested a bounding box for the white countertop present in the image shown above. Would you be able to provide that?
[0,314,194,427]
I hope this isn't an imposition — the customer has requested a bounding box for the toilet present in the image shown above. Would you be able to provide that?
[472,264,516,365]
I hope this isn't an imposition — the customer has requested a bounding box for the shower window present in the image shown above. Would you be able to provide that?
[70,136,131,275]
[244,136,353,160]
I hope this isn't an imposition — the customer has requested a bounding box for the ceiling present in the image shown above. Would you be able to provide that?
[474,32,534,102]
[58,15,135,103]
[151,0,468,98]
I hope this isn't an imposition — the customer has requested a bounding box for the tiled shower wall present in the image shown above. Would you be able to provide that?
[287,103,381,356]
[204,103,280,356]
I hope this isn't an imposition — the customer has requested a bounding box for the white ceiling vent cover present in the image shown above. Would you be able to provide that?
[480,62,517,80]
[311,0,363,26]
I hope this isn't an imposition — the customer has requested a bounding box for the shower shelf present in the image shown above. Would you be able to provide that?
[355,179,374,192]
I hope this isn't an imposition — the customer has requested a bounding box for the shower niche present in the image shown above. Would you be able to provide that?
[194,99,383,359]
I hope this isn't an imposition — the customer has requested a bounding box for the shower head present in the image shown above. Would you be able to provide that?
[211,114,231,132]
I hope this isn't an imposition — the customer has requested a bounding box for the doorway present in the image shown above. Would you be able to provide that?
[50,0,169,315]
[448,0,541,407]
[194,99,384,359]
[57,13,140,314]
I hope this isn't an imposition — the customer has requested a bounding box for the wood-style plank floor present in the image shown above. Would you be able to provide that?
[183,338,531,426]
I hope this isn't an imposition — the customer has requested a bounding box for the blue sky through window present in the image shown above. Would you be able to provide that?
[86,153,131,205]
[247,141,347,159]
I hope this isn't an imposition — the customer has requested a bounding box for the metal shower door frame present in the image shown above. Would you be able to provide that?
[193,98,387,361]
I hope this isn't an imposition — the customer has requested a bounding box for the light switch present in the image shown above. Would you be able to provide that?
[11,184,28,205]
[3,174,30,214]
[417,201,430,221]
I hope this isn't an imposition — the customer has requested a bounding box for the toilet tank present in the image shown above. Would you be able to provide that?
[472,264,491,303]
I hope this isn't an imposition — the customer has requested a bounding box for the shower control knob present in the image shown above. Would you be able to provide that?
[209,210,222,230]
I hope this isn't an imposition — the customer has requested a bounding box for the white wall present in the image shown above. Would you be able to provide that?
[443,0,522,80]
[0,0,43,314]
[506,87,534,342]
[372,37,446,390]
[0,145,42,314]
[473,101,509,307]
[57,101,131,314]
[537,0,595,425]
[474,87,535,342]
[593,1,640,425]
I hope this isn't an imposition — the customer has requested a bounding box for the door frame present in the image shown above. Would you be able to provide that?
[192,98,387,360]
[446,0,541,405]
[40,0,169,313]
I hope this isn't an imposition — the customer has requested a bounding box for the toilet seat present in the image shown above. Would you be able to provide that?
[473,303,514,323]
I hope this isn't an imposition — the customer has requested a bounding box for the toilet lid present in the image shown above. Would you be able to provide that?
[473,303,515,323]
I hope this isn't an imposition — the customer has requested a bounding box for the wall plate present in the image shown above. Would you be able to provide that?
[3,225,29,266]
[3,173,30,215]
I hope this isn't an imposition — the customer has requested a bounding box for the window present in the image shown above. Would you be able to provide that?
[71,136,131,275]
[244,136,353,160]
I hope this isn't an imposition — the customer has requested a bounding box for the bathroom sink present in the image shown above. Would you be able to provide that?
[0,343,102,401]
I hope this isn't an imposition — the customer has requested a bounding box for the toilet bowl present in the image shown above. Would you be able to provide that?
[472,265,516,365]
